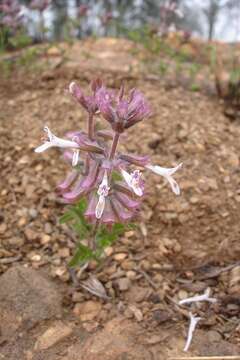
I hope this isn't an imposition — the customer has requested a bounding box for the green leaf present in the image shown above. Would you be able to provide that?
[111,170,122,182]
[59,211,74,224]
[68,243,94,267]
[96,223,127,251]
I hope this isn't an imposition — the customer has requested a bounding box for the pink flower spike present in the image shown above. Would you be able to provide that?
[120,169,143,197]
[95,171,110,219]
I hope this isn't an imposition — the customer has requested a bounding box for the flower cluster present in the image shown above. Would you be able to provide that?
[77,4,89,18]
[159,0,183,36]
[29,0,51,12]
[0,0,23,30]
[35,79,182,227]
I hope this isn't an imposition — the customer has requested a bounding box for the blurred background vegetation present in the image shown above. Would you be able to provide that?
[1,0,240,52]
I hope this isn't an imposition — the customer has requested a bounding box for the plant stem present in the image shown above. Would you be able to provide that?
[109,132,120,160]
[88,112,94,140]
[89,220,100,251]
[39,11,45,43]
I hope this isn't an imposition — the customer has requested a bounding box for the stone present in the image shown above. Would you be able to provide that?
[73,301,102,322]
[24,228,38,242]
[178,289,188,300]
[8,237,25,247]
[62,317,151,360]
[117,277,131,291]
[44,222,53,234]
[40,234,51,245]
[126,270,137,280]
[113,253,128,262]
[35,321,73,350]
[121,260,135,271]
[0,223,7,234]
[126,285,149,303]
[58,248,70,258]
[104,247,114,257]
[0,266,62,337]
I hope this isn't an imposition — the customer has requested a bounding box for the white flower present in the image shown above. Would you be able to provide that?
[35,127,80,167]
[179,288,217,306]
[35,126,79,153]
[184,312,201,352]
[95,171,110,219]
[120,169,143,196]
[146,163,182,195]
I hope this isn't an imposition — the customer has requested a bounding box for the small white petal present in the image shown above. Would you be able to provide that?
[69,81,76,94]
[121,168,132,186]
[72,150,80,167]
[132,183,143,196]
[146,163,182,195]
[34,142,53,153]
[167,176,180,195]
[146,163,182,177]
[184,313,201,352]
[179,288,217,305]
[120,169,143,197]
[95,195,105,219]
[35,126,79,154]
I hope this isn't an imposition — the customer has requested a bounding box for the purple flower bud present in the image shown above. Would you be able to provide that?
[29,0,51,12]
[69,81,100,114]
[62,161,100,202]
[119,154,150,167]
[101,11,113,26]
[77,4,89,17]
[57,170,79,192]
[96,85,151,132]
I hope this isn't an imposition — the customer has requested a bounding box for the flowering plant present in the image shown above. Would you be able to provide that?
[35,79,182,267]
[159,0,183,36]
[0,0,22,30]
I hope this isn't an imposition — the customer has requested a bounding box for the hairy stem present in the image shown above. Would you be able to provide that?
[88,112,95,140]
[109,132,120,160]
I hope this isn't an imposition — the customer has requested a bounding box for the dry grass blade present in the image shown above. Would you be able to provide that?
[80,275,110,300]
[169,356,240,360]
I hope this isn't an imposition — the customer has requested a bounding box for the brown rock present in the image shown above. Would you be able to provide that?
[63,317,151,360]
[126,286,149,303]
[73,301,102,322]
[35,321,73,350]
[113,253,128,262]
[117,277,131,291]
[0,266,62,337]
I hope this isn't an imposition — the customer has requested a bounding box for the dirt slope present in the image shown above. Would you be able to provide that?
[0,38,240,359]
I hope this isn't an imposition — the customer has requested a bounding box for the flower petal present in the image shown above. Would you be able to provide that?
[34,142,53,153]
[120,169,143,197]
[95,195,105,219]
[146,163,182,195]
[72,150,80,167]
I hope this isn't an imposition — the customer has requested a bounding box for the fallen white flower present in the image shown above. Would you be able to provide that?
[145,163,182,195]
[184,312,201,352]
[179,288,217,305]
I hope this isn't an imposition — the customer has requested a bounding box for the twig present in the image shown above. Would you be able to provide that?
[136,268,158,290]
[0,254,22,264]
[170,357,240,360]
